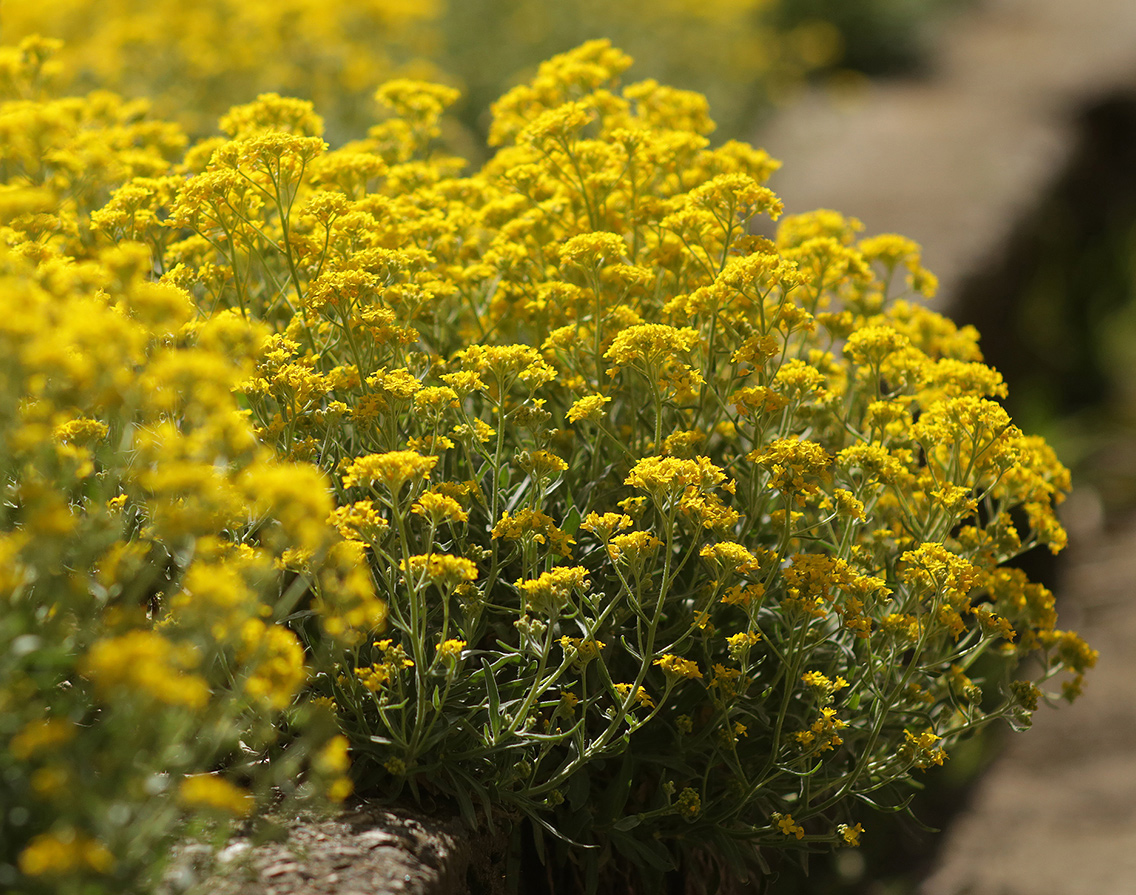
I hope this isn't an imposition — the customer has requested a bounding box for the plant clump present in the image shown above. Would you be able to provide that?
[0,36,1095,894]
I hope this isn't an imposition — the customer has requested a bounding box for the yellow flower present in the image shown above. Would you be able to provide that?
[613,683,655,709]
[18,830,114,877]
[625,455,726,502]
[801,670,849,701]
[411,491,469,524]
[30,765,69,799]
[725,631,761,659]
[179,774,254,817]
[559,636,605,666]
[81,631,210,709]
[662,429,706,458]
[306,268,377,313]
[903,728,948,768]
[831,488,866,520]
[773,358,829,400]
[492,508,575,555]
[375,79,460,124]
[709,664,742,701]
[401,553,478,590]
[441,370,487,395]
[567,394,612,423]
[750,437,830,499]
[376,639,415,670]
[607,530,663,566]
[342,450,438,494]
[328,500,390,543]
[436,639,466,660]
[456,344,556,390]
[327,777,354,803]
[844,324,911,367]
[654,653,703,681]
[700,541,760,576]
[675,787,701,819]
[517,449,569,480]
[314,735,351,776]
[364,367,424,406]
[580,511,632,539]
[355,663,393,692]
[413,385,460,413]
[53,417,108,444]
[560,231,627,268]
[604,323,700,369]
[720,583,766,607]
[239,621,308,710]
[775,813,805,840]
[881,613,923,643]
[220,93,324,138]
[515,566,590,613]
[519,101,593,148]
[9,718,75,760]
[900,542,980,603]
[793,707,847,752]
[688,172,782,222]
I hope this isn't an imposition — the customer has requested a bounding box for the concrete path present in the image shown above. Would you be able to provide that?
[758,0,1136,304]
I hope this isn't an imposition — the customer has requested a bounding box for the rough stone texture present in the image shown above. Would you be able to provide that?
[756,0,1136,306]
[170,804,484,895]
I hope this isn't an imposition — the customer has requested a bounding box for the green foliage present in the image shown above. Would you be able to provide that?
[0,36,1094,894]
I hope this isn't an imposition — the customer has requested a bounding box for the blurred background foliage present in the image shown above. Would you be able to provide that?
[1,0,965,145]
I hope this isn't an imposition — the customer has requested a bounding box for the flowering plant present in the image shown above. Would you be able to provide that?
[0,41,379,894]
[3,0,858,143]
[0,241,379,892]
[1,36,1094,893]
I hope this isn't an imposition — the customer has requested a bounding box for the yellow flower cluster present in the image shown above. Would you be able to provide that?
[401,553,478,590]
[17,829,115,877]
[613,682,655,709]
[655,654,704,681]
[774,812,805,840]
[178,773,255,817]
[82,631,212,709]
[515,566,590,613]
[0,33,1089,891]
[436,638,466,660]
[0,42,394,889]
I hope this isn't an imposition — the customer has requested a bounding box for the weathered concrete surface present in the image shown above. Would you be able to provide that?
[757,0,1136,305]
